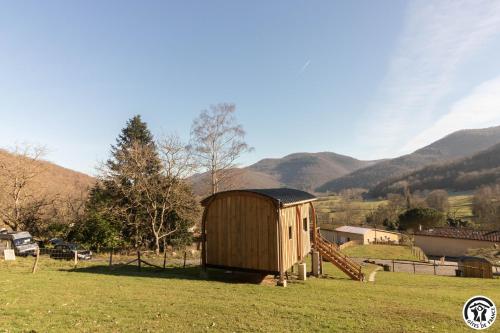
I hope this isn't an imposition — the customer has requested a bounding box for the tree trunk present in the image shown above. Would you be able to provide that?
[211,169,218,195]
[154,236,160,256]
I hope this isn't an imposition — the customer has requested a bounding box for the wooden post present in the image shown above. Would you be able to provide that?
[163,250,167,269]
[73,250,78,268]
[276,202,286,287]
[201,208,208,273]
[433,262,436,275]
[310,202,317,246]
[32,248,40,274]
[319,254,323,275]
[392,260,395,272]
[413,262,416,274]
[137,250,141,271]
[109,248,113,268]
[183,251,187,268]
[312,251,320,277]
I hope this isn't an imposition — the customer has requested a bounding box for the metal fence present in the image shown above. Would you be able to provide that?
[0,246,201,274]
[387,259,493,278]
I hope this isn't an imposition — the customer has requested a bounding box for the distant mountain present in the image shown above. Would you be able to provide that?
[189,168,283,196]
[316,125,500,193]
[369,142,500,197]
[190,152,378,196]
[248,152,379,192]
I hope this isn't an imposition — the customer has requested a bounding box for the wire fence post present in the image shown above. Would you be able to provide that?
[433,261,436,275]
[32,248,40,274]
[73,250,78,268]
[413,261,416,274]
[183,251,187,268]
[109,248,113,268]
[137,250,141,271]
[392,259,395,272]
[163,250,167,269]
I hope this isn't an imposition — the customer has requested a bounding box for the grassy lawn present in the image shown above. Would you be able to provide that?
[448,194,473,219]
[342,244,420,261]
[315,193,474,228]
[1,256,499,332]
[314,196,387,227]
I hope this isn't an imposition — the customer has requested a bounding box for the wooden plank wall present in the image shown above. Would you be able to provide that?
[462,261,493,278]
[279,203,311,272]
[205,193,279,272]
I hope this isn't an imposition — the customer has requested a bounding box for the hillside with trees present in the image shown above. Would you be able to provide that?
[369,142,500,197]
[191,152,379,196]
[0,146,94,238]
[317,125,500,193]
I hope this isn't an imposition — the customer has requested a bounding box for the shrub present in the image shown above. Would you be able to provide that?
[398,207,445,231]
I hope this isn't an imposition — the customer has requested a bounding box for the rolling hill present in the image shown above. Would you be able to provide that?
[247,152,379,192]
[190,152,379,196]
[189,168,283,196]
[0,149,95,204]
[369,142,500,197]
[316,125,500,193]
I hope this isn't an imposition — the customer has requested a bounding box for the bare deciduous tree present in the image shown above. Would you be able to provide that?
[158,134,198,180]
[191,103,252,194]
[0,144,55,231]
[425,189,449,212]
[473,185,500,228]
[102,139,199,254]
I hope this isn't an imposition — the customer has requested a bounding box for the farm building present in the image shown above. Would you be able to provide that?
[413,228,500,258]
[200,188,365,284]
[320,226,402,245]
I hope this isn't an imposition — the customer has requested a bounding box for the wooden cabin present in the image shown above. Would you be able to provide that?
[200,188,317,283]
[457,256,493,279]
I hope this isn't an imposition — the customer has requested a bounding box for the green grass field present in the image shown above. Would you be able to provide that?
[342,244,420,261]
[314,196,387,227]
[1,256,498,332]
[315,193,474,228]
[448,194,474,219]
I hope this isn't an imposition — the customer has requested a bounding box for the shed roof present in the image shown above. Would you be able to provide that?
[201,188,316,207]
[458,256,492,263]
[333,226,401,235]
[335,226,372,235]
[414,228,500,242]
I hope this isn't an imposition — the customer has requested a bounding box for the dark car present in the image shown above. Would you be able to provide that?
[48,238,64,246]
[50,243,92,260]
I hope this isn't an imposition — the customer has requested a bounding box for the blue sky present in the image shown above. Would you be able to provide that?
[2,1,500,175]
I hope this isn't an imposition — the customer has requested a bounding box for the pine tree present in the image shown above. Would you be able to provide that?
[79,115,200,253]
[110,115,161,247]
[108,115,161,174]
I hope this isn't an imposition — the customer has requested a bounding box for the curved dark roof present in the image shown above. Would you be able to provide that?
[201,188,317,207]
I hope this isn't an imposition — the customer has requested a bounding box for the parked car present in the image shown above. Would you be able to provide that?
[48,238,64,246]
[0,229,39,256]
[50,243,92,260]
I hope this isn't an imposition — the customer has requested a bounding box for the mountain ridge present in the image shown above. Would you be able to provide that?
[316,125,500,193]
[190,151,380,196]
[368,142,500,197]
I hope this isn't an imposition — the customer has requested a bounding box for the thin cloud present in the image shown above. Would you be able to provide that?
[357,0,500,158]
[299,59,311,74]
[403,76,500,152]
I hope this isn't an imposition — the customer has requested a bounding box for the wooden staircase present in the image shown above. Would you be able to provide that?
[313,231,364,281]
